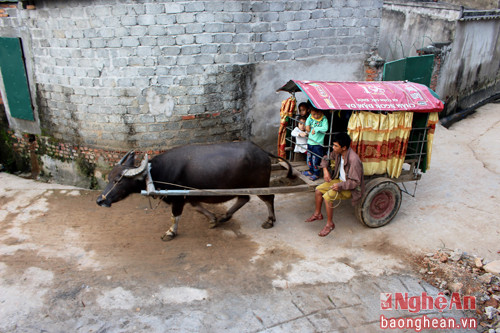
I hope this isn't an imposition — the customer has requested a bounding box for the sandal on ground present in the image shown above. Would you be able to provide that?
[309,175,319,181]
[318,224,335,237]
[305,213,323,222]
[302,171,313,177]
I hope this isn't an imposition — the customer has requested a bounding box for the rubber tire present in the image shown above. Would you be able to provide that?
[355,177,402,228]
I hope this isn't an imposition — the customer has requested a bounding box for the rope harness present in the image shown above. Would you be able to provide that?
[99,173,125,201]
[146,180,203,210]
[327,191,342,210]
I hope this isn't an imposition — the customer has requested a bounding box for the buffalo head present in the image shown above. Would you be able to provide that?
[96,151,148,207]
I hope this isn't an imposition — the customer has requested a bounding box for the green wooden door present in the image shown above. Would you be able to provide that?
[383,55,436,173]
[0,37,34,121]
[382,54,434,87]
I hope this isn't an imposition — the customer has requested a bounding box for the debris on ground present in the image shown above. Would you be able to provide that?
[415,248,500,332]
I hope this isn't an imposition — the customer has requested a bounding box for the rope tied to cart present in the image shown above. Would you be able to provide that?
[145,180,195,210]
[146,180,221,210]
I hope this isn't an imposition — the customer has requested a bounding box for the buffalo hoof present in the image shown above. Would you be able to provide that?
[217,215,231,224]
[261,221,274,229]
[161,232,176,241]
[208,219,218,229]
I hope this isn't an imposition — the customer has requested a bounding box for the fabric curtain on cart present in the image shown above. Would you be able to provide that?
[277,96,296,159]
[348,111,413,178]
[425,112,439,170]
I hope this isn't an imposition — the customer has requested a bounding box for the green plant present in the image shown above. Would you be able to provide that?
[76,154,98,189]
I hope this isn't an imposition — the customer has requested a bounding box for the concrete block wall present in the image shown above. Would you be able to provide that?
[2,0,381,150]
[1,0,382,186]
[380,1,500,117]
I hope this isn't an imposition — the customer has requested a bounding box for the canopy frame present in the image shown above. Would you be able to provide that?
[277,80,444,113]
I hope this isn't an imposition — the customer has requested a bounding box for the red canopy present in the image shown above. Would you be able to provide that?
[277,80,444,113]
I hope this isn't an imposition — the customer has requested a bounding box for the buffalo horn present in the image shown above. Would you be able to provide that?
[123,154,148,178]
[118,150,135,165]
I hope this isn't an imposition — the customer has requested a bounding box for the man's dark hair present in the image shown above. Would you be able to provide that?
[334,132,352,149]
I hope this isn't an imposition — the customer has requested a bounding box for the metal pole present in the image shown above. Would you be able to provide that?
[327,110,334,156]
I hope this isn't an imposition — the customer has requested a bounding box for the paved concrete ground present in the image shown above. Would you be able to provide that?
[1,103,499,332]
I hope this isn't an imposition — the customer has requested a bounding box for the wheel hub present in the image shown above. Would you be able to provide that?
[369,190,395,219]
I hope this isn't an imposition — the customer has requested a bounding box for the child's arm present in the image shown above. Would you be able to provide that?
[316,117,329,134]
[305,116,312,133]
[291,127,300,137]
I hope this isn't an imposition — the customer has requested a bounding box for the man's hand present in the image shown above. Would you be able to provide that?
[330,182,340,191]
[323,170,332,182]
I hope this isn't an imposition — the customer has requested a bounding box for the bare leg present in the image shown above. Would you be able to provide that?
[258,194,276,229]
[319,199,335,237]
[325,200,334,226]
[305,190,324,222]
[314,189,323,215]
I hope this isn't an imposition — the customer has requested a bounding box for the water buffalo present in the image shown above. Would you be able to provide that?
[96,141,293,241]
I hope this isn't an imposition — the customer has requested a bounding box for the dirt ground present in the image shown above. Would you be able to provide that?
[1,103,499,332]
[0,182,316,332]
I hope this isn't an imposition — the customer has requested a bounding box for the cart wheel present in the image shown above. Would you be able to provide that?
[356,177,402,228]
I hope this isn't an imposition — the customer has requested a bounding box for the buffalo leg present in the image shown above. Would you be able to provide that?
[218,195,250,224]
[191,202,218,229]
[161,199,184,241]
[258,194,276,229]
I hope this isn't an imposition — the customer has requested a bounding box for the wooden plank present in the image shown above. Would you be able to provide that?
[142,161,315,197]
[278,161,318,186]
[271,163,284,171]
[141,184,315,197]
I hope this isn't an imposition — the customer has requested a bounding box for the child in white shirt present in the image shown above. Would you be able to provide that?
[291,116,308,154]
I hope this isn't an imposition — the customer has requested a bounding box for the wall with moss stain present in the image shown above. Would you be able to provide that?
[6,130,152,189]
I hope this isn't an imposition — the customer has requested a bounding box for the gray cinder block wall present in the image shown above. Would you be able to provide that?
[379,1,500,118]
[1,0,382,152]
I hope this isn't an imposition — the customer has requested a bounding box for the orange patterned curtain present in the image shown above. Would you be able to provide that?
[426,112,439,170]
[348,111,413,178]
[277,96,296,158]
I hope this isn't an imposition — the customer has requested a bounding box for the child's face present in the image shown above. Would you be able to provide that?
[299,106,307,116]
[298,122,305,130]
[311,110,322,119]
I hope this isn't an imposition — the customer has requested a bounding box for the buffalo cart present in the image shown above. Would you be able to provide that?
[278,80,444,227]
[141,80,444,229]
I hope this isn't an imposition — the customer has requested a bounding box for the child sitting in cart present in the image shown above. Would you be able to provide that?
[298,102,311,118]
[302,108,328,181]
[291,116,308,158]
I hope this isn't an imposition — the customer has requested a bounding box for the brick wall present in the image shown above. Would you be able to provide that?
[4,0,381,149]
[1,0,382,186]
[0,3,16,18]
[10,131,141,166]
